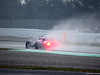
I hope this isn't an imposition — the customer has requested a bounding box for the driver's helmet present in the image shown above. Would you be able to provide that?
[40,36,45,41]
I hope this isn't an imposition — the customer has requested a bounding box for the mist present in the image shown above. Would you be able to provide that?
[45,13,100,50]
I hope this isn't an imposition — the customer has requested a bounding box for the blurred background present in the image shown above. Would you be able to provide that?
[0,0,100,32]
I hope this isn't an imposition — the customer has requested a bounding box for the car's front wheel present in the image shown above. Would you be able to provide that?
[26,41,31,49]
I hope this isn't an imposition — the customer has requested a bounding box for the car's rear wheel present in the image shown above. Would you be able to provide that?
[34,42,43,49]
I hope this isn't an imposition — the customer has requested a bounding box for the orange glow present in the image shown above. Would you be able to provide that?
[43,39,60,50]
[47,42,51,46]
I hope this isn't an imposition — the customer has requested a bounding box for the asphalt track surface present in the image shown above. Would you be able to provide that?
[0,41,100,54]
[0,41,100,71]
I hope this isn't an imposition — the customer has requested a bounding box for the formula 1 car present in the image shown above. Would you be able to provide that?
[25,39,60,50]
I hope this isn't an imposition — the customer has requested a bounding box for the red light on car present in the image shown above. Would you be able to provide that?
[47,42,51,46]
[43,39,60,50]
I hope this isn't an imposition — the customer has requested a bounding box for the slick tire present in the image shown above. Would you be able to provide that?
[26,41,31,49]
[34,42,43,49]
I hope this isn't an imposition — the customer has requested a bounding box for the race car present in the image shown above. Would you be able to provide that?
[25,37,60,50]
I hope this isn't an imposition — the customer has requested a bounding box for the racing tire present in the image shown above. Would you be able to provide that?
[34,42,43,49]
[26,41,31,49]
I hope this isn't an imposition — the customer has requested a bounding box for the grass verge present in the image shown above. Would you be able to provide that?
[0,48,18,50]
[0,65,100,73]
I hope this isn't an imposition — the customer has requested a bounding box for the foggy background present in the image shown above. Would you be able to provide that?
[0,0,100,33]
[0,0,100,47]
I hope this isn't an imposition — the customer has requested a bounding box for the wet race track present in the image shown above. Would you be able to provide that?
[0,41,100,70]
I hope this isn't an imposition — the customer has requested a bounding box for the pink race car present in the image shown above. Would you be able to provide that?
[26,38,60,50]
